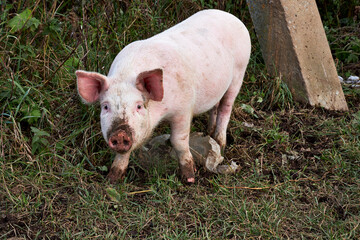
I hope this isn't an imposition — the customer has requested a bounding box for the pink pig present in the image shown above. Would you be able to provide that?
[76,9,251,184]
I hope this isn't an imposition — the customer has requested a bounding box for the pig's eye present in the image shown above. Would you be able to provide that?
[102,103,110,112]
[137,104,142,110]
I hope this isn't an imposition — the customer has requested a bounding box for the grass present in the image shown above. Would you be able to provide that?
[1,0,360,239]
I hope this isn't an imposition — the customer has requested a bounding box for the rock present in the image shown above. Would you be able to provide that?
[136,133,239,174]
[338,76,344,83]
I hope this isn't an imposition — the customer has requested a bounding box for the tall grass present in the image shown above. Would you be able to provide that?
[1,0,359,238]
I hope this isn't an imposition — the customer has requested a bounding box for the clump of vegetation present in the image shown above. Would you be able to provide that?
[1,0,359,238]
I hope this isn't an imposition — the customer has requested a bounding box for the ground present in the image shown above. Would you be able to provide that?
[1,1,359,239]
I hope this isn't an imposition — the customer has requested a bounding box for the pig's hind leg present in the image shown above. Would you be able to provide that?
[170,114,196,183]
[212,72,245,150]
[207,102,220,137]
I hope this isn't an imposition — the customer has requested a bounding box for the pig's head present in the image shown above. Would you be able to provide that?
[75,69,163,154]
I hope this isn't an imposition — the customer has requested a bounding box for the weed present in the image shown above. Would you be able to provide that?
[1,0,359,239]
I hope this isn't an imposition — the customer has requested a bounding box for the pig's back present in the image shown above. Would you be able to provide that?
[159,9,250,59]
[155,10,251,114]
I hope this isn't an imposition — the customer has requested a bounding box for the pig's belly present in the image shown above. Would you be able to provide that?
[192,71,234,115]
[193,99,220,116]
[191,54,234,115]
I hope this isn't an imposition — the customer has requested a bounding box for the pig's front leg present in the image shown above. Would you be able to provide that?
[107,152,131,184]
[170,114,196,183]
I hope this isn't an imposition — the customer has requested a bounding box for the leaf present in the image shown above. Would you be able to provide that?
[106,188,122,203]
[31,127,50,137]
[43,18,61,38]
[31,144,39,155]
[97,165,108,172]
[30,109,41,118]
[30,127,50,154]
[241,104,255,115]
[346,53,358,64]
[27,17,40,31]
[26,108,41,124]
[40,138,49,145]
[250,75,256,83]
[241,104,258,118]
[257,97,263,103]
[64,57,80,71]
[8,8,40,33]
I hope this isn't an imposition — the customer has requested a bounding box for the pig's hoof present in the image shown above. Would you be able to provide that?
[107,167,126,184]
[180,162,196,184]
[213,133,226,152]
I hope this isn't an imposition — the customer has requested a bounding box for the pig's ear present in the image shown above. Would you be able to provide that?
[136,69,163,101]
[76,70,109,104]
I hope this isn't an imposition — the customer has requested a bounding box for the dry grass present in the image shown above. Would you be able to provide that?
[1,0,359,238]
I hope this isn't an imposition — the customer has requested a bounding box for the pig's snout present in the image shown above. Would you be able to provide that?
[108,130,132,153]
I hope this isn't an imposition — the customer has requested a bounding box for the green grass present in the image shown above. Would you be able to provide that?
[1,0,360,239]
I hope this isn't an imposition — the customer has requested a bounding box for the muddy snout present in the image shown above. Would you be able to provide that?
[108,128,133,153]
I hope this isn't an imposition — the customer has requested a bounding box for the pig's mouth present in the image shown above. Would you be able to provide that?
[107,122,134,153]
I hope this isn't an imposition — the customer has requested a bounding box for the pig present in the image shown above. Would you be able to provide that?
[75,9,251,184]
